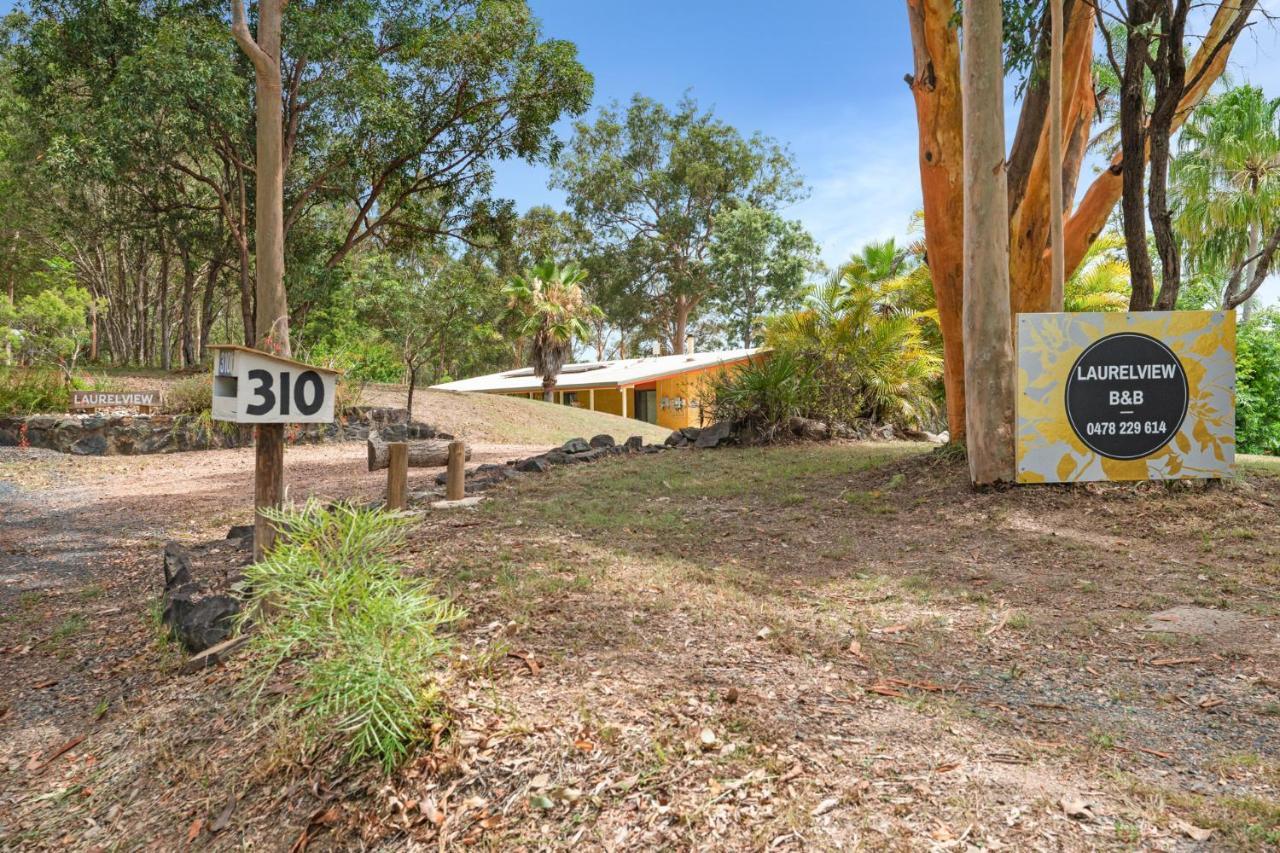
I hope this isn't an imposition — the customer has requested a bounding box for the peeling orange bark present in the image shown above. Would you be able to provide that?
[905,0,966,440]
[1008,3,1094,318]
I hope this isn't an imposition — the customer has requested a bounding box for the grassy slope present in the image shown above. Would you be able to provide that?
[360,387,670,446]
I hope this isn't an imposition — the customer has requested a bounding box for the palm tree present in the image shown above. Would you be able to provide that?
[1172,85,1280,317]
[765,267,941,429]
[842,238,908,285]
[504,260,597,402]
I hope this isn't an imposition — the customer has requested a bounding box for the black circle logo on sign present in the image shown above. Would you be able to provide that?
[1065,333,1188,460]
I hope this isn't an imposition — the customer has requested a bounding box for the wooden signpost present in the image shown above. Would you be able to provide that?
[210,344,340,558]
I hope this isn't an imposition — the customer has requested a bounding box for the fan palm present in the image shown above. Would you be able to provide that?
[504,260,598,402]
[1172,85,1280,311]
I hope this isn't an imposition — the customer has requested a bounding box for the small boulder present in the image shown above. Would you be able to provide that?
[624,435,644,451]
[694,420,735,449]
[562,437,591,454]
[679,426,702,441]
[160,542,239,654]
[664,431,688,447]
[225,524,254,542]
[588,434,616,449]
[544,450,570,465]
[514,455,551,474]
[788,416,830,441]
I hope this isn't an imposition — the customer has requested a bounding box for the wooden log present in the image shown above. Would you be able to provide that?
[387,442,408,510]
[366,432,470,471]
[446,440,465,501]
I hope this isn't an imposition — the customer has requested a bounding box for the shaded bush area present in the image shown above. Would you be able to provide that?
[238,502,464,771]
[1237,311,1280,455]
[0,368,71,417]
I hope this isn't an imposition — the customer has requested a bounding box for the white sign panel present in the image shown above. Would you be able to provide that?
[210,346,338,424]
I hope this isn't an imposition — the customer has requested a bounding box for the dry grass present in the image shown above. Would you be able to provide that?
[4,441,1279,850]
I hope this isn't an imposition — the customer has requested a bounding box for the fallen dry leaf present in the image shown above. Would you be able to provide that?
[811,797,840,817]
[1060,795,1095,821]
[1171,818,1213,842]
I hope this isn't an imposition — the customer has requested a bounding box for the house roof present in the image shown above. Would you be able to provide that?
[431,347,767,394]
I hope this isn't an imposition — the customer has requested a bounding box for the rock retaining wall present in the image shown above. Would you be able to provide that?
[0,406,429,456]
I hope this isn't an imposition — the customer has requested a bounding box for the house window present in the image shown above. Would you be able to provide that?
[562,392,578,407]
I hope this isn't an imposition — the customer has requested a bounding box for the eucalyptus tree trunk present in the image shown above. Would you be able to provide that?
[232,0,290,560]
[962,0,1016,485]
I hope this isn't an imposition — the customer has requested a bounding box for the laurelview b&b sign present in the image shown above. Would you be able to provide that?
[1016,311,1235,483]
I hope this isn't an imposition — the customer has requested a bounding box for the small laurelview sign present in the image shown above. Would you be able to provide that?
[209,345,339,424]
[71,390,162,411]
[1016,311,1234,483]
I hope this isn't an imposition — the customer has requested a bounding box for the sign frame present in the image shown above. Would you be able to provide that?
[1015,311,1235,483]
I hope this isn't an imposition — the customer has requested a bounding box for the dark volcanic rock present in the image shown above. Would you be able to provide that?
[664,431,687,447]
[515,456,551,473]
[160,541,244,654]
[226,524,254,542]
[561,437,591,454]
[624,435,644,451]
[694,420,735,449]
[588,434,616,448]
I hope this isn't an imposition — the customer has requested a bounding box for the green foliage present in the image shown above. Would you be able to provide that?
[552,93,804,351]
[161,375,211,415]
[1236,311,1280,455]
[1064,233,1130,312]
[705,353,817,441]
[0,367,69,415]
[709,205,820,348]
[766,266,942,430]
[1173,85,1280,297]
[238,502,465,772]
[4,257,96,376]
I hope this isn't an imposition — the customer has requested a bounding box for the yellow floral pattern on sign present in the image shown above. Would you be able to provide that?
[1015,311,1235,483]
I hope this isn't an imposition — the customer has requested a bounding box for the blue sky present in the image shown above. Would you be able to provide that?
[497,0,1280,303]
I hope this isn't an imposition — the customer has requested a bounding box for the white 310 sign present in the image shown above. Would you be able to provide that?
[210,345,339,424]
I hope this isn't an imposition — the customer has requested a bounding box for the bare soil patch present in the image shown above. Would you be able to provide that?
[2,442,1278,850]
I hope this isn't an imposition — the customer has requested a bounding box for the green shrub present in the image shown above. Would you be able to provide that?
[1237,311,1280,455]
[766,272,941,430]
[705,353,817,440]
[0,367,71,416]
[238,501,464,771]
[162,375,212,415]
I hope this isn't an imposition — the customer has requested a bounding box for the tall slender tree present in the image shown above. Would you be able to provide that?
[962,0,1017,485]
[232,0,289,560]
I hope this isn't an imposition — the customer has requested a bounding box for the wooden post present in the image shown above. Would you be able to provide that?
[588,388,595,412]
[446,440,465,501]
[622,386,629,419]
[387,441,409,510]
[254,424,284,561]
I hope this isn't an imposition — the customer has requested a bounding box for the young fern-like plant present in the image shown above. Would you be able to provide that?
[237,501,464,771]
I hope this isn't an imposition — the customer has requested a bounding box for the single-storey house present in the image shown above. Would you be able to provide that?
[432,347,766,431]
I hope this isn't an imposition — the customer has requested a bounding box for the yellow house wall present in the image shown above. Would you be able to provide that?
[494,356,764,429]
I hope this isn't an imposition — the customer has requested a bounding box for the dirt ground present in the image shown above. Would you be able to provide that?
[1,440,1278,850]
